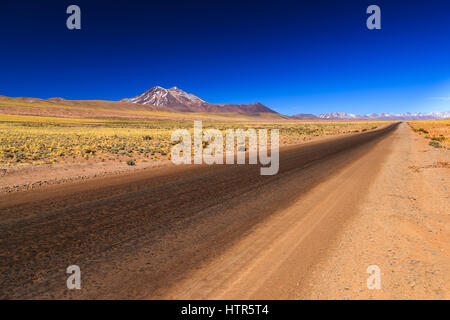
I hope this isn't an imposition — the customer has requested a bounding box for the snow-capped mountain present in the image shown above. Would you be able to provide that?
[317,111,450,120]
[122,86,277,114]
[122,86,206,111]
[318,112,361,120]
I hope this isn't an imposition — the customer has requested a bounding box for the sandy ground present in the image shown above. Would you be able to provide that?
[0,160,172,194]
[0,123,447,299]
[300,122,449,299]
[162,123,448,299]
[0,124,396,299]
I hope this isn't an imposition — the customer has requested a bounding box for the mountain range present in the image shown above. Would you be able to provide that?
[1,86,448,120]
[121,86,277,114]
[316,111,450,120]
[122,87,449,120]
[291,113,321,120]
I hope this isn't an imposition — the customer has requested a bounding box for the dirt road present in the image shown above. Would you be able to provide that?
[1,122,447,299]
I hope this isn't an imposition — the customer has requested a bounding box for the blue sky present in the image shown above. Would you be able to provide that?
[0,0,449,115]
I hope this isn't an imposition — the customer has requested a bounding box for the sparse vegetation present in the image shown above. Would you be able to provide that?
[430,135,445,142]
[429,140,441,148]
[418,128,429,134]
[408,119,450,147]
[0,114,388,167]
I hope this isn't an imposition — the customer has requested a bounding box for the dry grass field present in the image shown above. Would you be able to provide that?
[408,119,450,148]
[0,114,388,167]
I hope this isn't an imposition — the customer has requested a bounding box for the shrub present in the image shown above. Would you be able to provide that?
[429,140,441,148]
[418,128,429,134]
[127,160,136,166]
[431,136,445,142]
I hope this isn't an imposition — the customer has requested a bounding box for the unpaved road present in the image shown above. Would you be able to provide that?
[0,122,447,299]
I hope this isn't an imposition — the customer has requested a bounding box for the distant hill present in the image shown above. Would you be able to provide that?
[0,94,286,121]
[291,113,319,120]
[121,86,278,114]
[3,90,448,121]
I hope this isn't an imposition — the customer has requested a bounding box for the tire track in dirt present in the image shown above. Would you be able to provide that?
[0,124,398,299]
[163,124,398,299]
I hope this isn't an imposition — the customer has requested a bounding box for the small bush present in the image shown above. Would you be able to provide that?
[127,160,136,166]
[431,136,445,142]
[429,140,441,148]
[418,128,429,134]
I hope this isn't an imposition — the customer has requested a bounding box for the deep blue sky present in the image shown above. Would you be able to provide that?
[1,0,449,115]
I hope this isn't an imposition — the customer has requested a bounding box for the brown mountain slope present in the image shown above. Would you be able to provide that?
[291,113,319,120]
[121,86,278,114]
[0,94,286,121]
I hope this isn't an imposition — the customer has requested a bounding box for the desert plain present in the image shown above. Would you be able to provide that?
[0,96,448,299]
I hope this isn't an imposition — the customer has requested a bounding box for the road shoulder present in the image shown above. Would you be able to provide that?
[300,123,449,299]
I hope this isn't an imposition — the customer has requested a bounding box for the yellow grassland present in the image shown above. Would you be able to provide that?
[0,114,390,166]
[0,95,290,121]
[408,119,450,147]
